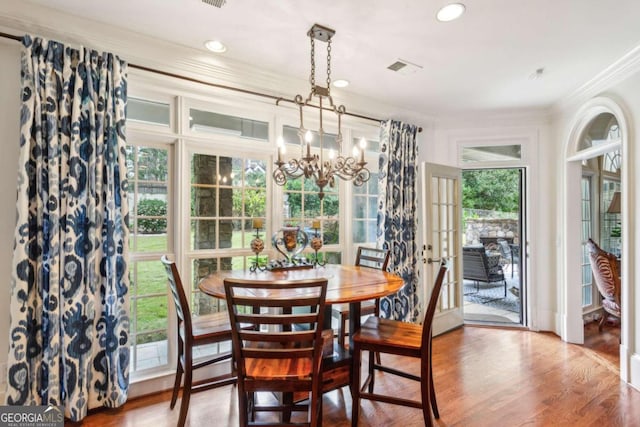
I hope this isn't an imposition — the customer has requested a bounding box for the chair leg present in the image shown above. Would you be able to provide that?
[420,344,433,427]
[170,359,183,409]
[429,342,439,419]
[351,344,362,427]
[283,392,293,423]
[177,360,192,427]
[310,389,322,427]
[598,311,606,332]
[340,313,348,348]
[238,386,249,427]
[367,351,375,393]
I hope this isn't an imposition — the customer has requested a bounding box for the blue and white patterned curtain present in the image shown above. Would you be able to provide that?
[376,120,420,322]
[5,35,130,422]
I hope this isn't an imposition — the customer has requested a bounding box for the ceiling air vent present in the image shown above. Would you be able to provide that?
[202,0,227,7]
[387,59,423,75]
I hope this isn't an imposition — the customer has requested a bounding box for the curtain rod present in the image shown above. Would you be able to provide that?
[0,31,422,132]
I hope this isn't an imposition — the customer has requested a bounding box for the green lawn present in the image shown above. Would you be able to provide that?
[131,230,339,344]
[132,231,249,344]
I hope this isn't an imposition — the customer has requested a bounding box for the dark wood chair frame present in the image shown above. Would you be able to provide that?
[332,247,391,347]
[224,277,328,427]
[351,262,448,427]
[161,256,236,427]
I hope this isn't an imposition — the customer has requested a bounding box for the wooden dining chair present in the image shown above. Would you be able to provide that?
[224,277,328,427]
[351,261,448,427]
[161,256,236,427]
[332,247,390,347]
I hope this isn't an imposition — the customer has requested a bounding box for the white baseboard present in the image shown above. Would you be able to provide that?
[629,350,640,392]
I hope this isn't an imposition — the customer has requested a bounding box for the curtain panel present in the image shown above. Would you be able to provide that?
[5,35,130,422]
[376,120,420,322]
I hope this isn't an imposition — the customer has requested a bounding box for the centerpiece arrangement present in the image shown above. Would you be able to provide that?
[269,224,313,270]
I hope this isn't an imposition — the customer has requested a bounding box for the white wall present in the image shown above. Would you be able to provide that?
[0,39,21,398]
[552,73,640,390]
[425,115,556,333]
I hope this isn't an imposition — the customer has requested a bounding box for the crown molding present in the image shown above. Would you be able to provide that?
[552,43,640,114]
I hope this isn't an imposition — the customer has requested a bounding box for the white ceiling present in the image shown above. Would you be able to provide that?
[18,0,640,116]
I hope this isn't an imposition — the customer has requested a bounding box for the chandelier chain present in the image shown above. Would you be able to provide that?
[310,36,316,88]
[326,38,332,90]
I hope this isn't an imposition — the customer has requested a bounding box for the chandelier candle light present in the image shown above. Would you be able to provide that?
[273,23,371,200]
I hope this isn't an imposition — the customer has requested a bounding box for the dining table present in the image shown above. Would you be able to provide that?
[198,264,403,393]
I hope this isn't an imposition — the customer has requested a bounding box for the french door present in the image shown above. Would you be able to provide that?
[422,162,464,335]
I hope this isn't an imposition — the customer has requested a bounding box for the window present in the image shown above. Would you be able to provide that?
[601,179,621,257]
[352,173,379,244]
[189,108,269,141]
[188,150,268,327]
[128,97,171,127]
[125,88,380,381]
[126,143,172,372]
[578,113,620,150]
[189,153,267,258]
[282,125,339,151]
[580,176,593,308]
[284,177,341,264]
[462,145,521,163]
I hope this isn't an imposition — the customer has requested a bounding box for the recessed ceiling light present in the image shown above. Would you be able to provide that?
[204,39,227,53]
[436,3,466,22]
[333,79,349,88]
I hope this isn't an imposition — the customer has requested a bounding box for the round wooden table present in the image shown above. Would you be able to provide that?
[198,264,403,393]
[198,264,403,306]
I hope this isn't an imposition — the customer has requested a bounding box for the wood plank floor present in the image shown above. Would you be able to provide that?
[73,325,640,426]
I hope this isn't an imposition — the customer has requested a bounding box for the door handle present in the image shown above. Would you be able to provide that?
[427,257,441,264]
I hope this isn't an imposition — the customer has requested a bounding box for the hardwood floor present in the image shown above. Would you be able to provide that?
[583,317,620,368]
[74,326,640,426]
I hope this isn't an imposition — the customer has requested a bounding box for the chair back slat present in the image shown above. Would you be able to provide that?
[239,329,317,343]
[243,348,315,359]
[161,256,193,338]
[232,295,322,309]
[356,246,390,270]
[235,313,320,326]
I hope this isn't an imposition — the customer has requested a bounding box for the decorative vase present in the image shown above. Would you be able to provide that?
[272,226,309,264]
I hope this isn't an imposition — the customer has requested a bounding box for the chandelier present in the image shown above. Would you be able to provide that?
[273,23,370,200]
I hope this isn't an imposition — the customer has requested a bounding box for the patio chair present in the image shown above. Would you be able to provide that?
[462,246,507,298]
[497,239,519,278]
